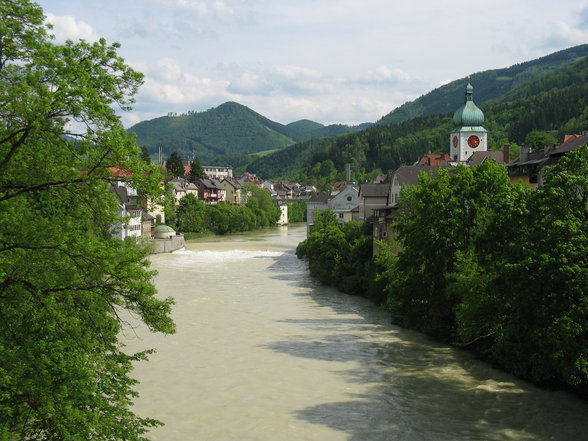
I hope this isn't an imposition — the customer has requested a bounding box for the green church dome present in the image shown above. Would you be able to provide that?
[453,82,485,127]
[153,224,176,233]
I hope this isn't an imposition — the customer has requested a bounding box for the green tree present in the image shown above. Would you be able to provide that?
[0,1,174,439]
[524,130,557,149]
[287,201,307,223]
[176,193,208,232]
[188,156,205,183]
[487,145,588,386]
[311,208,338,231]
[140,146,151,164]
[389,161,517,340]
[296,212,379,299]
[244,183,280,227]
[161,191,177,228]
[296,218,348,284]
[165,151,185,178]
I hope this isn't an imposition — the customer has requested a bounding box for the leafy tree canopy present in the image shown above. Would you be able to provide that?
[0,1,174,439]
[166,151,185,178]
[188,156,205,183]
[524,129,557,148]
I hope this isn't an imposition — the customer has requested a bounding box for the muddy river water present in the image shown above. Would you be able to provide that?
[123,225,588,441]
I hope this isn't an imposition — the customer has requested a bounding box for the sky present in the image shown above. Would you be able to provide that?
[37,0,588,128]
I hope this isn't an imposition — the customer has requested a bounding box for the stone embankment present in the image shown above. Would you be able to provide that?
[150,234,185,254]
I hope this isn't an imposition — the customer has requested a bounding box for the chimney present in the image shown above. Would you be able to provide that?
[502,144,510,164]
[345,163,351,183]
[520,145,530,162]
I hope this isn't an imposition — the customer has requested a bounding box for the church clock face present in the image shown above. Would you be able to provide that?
[452,136,458,147]
[467,135,480,148]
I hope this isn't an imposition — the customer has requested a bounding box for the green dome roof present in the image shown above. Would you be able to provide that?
[453,82,484,127]
[153,224,176,233]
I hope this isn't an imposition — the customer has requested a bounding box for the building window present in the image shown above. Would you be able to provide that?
[339,213,344,219]
[346,196,352,202]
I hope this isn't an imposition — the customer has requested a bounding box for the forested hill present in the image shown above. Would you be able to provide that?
[248,49,588,180]
[128,102,367,163]
[377,44,588,126]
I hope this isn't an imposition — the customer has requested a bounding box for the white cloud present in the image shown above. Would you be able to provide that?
[357,66,413,84]
[45,13,101,43]
[228,72,270,95]
[580,5,588,28]
[46,0,585,127]
[534,20,588,50]
[154,0,239,22]
[138,58,232,108]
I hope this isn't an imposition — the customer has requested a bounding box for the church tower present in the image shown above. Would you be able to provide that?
[450,82,487,162]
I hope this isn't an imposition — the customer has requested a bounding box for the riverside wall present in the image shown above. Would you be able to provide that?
[150,235,185,254]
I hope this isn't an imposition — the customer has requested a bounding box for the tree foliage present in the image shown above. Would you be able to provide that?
[480,146,588,386]
[170,184,280,235]
[165,151,184,178]
[287,201,307,223]
[176,193,209,232]
[140,146,151,164]
[0,1,174,439]
[296,212,382,301]
[244,183,280,227]
[386,149,588,388]
[388,161,526,340]
[188,157,205,183]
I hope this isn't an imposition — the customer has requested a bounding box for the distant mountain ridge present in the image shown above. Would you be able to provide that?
[129,102,368,163]
[248,44,588,179]
[377,44,588,126]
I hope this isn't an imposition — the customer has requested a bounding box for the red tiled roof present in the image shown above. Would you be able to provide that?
[110,167,134,178]
[417,154,452,167]
[561,134,583,146]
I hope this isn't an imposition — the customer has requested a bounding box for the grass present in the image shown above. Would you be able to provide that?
[182,231,216,240]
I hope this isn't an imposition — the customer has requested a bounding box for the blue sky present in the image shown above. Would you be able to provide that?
[37,0,588,128]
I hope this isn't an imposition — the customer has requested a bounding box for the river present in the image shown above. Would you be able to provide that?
[123,224,588,441]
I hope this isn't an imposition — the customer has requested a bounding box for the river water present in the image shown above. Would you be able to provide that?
[123,225,588,441]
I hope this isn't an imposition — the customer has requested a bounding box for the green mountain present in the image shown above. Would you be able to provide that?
[129,102,295,163]
[286,119,372,141]
[128,102,370,163]
[286,119,324,135]
[377,44,588,126]
[248,45,588,180]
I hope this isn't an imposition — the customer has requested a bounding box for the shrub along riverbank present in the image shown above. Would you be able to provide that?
[297,146,588,395]
[163,183,306,235]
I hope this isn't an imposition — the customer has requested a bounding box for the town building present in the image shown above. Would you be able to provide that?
[221,177,244,205]
[305,185,359,234]
[202,165,233,180]
[507,132,588,187]
[358,183,390,223]
[169,177,198,205]
[197,178,225,204]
